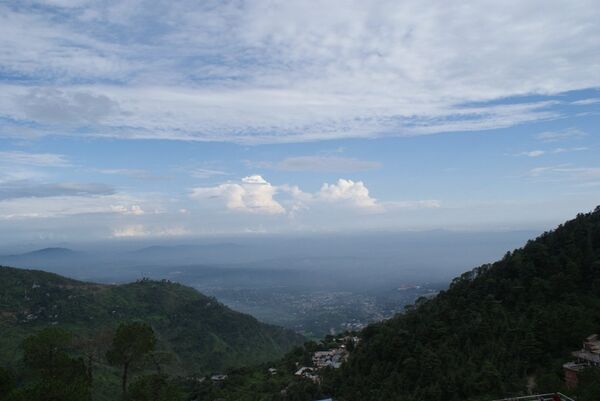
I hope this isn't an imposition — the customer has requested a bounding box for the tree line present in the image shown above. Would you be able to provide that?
[0,322,182,401]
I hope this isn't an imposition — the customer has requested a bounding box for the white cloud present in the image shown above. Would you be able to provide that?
[0,1,598,143]
[572,98,600,105]
[190,175,285,215]
[191,175,440,215]
[275,156,381,172]
[535,128,587,142]
[0,187,164,220]
[0,151,70,167]
[387,200,442,209]
[0,181,114,200]
[518,150,546,157]
[552,147,589,154]
[18,87,119,124]
[318,179,380,210]
[528,165,600,182]
[189,168,229,179]
[111,225,189,238]
[516,147,588,157]
[110,204,145,215]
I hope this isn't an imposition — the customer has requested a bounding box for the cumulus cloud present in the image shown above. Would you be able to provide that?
[190,175,285,215]
[191,175,439,216]
[318,179,379,210]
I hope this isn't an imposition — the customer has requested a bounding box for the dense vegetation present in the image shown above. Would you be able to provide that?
[173,206,600,401]
[327,206,600,400]
[0,268,303,399]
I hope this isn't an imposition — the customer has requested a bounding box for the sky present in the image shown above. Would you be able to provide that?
[0,0,599,245]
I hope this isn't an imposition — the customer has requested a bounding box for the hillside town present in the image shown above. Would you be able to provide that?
[563,334,600,388]
[294,335,359,384]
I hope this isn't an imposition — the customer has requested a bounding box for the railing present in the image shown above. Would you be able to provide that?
[491,393,575,401]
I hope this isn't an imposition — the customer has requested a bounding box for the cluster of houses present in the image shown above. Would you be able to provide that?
[294,366,320,383]
[312,348,348,369]
[294,335,359,383]
[563,334,600,388]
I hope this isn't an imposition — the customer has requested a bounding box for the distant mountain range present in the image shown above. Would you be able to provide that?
[0,246,77,259]
[131,243,242,254]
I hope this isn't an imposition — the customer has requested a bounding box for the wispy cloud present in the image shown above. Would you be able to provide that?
[516,147,588,157]
[0,191,160,220]
[189,168,229,179]
[572,98,600,106]
[528,166,600,184]
[112,225,189,238]
[95,168,166,181]
[535,128,587,142]
[518,150,546,158]
[249,156,381,172]
[0,151,70,167]
[0,1,598,143]
[0,180,114,201]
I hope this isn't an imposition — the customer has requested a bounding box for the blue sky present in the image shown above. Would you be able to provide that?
[0,0,599,244]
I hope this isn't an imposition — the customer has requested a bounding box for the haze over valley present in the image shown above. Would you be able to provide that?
[0,230,535,336]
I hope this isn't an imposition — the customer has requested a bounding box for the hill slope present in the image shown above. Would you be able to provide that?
[0,266,303,375]
[326,206,600,400]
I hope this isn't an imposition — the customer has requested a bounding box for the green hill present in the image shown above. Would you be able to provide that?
[0,266,303,375]
[327,206,600,400]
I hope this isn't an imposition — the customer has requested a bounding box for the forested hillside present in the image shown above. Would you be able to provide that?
[0,267,303,399]
[327,206,600,400]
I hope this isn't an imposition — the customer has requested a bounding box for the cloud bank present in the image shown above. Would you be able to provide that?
[191,175,438,215]
[0,1,599,143]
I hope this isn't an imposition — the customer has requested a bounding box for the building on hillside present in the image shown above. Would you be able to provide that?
[211,374,228,383]
[562,334,600,388]
[295,367,320,383]
[312,348,348,369]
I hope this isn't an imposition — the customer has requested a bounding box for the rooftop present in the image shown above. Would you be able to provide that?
[491,393,574,401]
